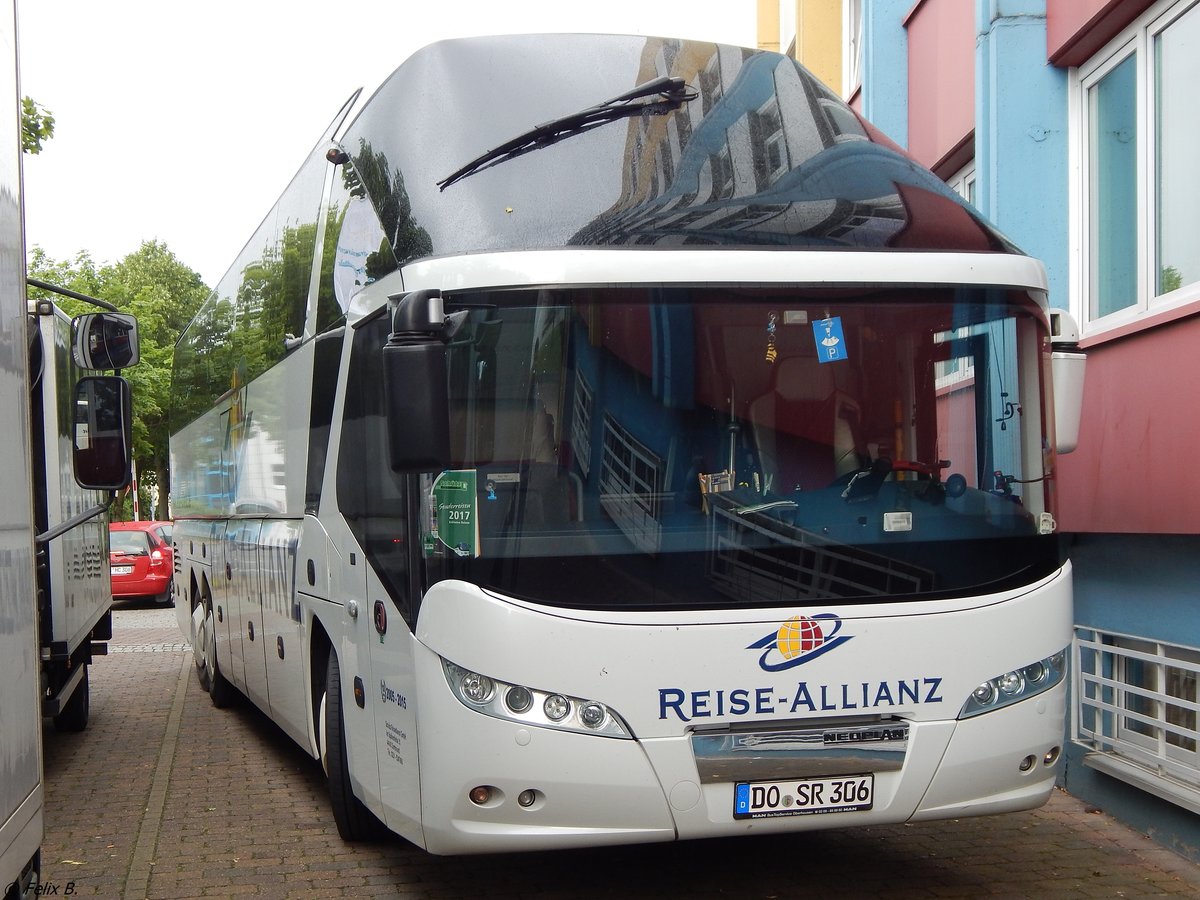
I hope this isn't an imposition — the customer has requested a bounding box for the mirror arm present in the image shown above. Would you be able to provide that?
[27,277,119,312]
[34,493,114,545]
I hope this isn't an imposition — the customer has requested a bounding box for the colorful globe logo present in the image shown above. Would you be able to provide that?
[747,612,852,671]
[776,616,825,659]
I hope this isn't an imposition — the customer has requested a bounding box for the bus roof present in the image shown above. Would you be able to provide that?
[337,33,1021,266]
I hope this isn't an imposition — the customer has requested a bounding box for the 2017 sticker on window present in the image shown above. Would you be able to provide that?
[430,469,479,558]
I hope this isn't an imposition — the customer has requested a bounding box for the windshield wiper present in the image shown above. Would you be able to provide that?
[436,76,697,191]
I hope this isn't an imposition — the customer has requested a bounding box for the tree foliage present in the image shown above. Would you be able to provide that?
[27,241,210,519]
[20,97,54,154]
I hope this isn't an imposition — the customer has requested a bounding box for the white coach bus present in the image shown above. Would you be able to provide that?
[171,34,1086,854]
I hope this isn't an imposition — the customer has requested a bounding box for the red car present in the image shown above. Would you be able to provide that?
[109,520,174,604]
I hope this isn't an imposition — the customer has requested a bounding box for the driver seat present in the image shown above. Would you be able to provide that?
[748,355,865,493]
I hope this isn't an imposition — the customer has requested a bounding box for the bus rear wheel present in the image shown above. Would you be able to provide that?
[322,650,383,841]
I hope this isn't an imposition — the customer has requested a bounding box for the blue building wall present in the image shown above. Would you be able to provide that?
[859,0,909,148]
[974,0,1069,311]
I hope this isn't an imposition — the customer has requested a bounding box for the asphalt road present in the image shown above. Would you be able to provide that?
[35,601,1200,898]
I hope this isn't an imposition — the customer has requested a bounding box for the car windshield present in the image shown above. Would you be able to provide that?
[111,531,151,555]
[341,285,1063,613]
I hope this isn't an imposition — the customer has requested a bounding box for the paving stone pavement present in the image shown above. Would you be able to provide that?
[36,602,1200,899]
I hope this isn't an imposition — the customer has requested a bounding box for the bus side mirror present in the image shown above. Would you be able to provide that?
[72,312,140,370]
[382,290,450,472]
[73,376,134,490]
[1049,310,1086,455]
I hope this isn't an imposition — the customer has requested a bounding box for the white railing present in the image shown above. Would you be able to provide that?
[1073,627,1200,809]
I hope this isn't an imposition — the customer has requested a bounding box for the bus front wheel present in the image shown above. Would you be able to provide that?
[322,650,383,841]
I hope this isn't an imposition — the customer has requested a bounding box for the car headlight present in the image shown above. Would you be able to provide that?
[958,649,1067,719]
[442,660,633,739]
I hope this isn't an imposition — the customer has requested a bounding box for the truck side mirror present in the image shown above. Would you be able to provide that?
[72,312,140,370]
[73,376,134,490]
[382,290,450,472]
[1049,309,1086,455]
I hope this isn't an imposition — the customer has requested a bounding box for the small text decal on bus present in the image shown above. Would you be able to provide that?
[749,614,852,672]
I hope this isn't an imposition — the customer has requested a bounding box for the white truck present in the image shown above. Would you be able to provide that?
[28,287,140,733]
[2,1,136,894]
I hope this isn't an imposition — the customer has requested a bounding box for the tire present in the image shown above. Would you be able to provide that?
[204,602,236,708]
[3,849,39,900]
[156,577,175,605]
[53,665,90,733]
[323,651,383,841]
[192,601,211,692]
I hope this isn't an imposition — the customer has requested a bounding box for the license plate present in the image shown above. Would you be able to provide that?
[734,774,873,818]
[111,565,133,576]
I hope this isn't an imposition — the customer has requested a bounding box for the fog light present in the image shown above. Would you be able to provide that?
[505,685,533,714]
[517,789,537,808]
[999,671,1024,695]
[544,694,570,721]
[1044,746,1061,766]
[460,671,495,704]
[469,785,492,805]
[579,702,607,729]
[1019,755,1036,772]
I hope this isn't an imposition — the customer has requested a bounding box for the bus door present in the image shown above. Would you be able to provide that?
[362,495,422,838]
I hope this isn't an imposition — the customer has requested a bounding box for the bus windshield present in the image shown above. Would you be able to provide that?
[344,285,1063,613]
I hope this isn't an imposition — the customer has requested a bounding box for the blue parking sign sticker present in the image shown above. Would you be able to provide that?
[813,316,848,364]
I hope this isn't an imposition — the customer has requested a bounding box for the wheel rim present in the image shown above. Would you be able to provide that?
[191,603,207,673]
[204,607,217,684]
[318,690,329,776]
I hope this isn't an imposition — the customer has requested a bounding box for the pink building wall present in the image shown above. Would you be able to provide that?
[904,0,974,175]
[1057,314,1200,533]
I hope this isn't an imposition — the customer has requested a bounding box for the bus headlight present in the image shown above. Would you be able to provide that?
[958,649,1067,719]
[442,660,633,739]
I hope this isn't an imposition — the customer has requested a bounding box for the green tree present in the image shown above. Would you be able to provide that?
[20,97,54,154]
[28,241,210,519]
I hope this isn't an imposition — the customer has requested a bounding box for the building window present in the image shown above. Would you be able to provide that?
[752,97,789,190]
[947,160,977,208]
[844,0,863,98]
[1153,6,1200,297]
[1074,627,1200,811]
[1075,0,1200,335]
[933,162,979,387]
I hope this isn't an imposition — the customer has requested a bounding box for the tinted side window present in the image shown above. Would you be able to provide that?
[314,160,398,333]
[234,150,328,384]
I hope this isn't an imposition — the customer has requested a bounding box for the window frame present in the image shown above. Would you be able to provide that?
[843,0,863,100]
[1071,0,1200,341]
